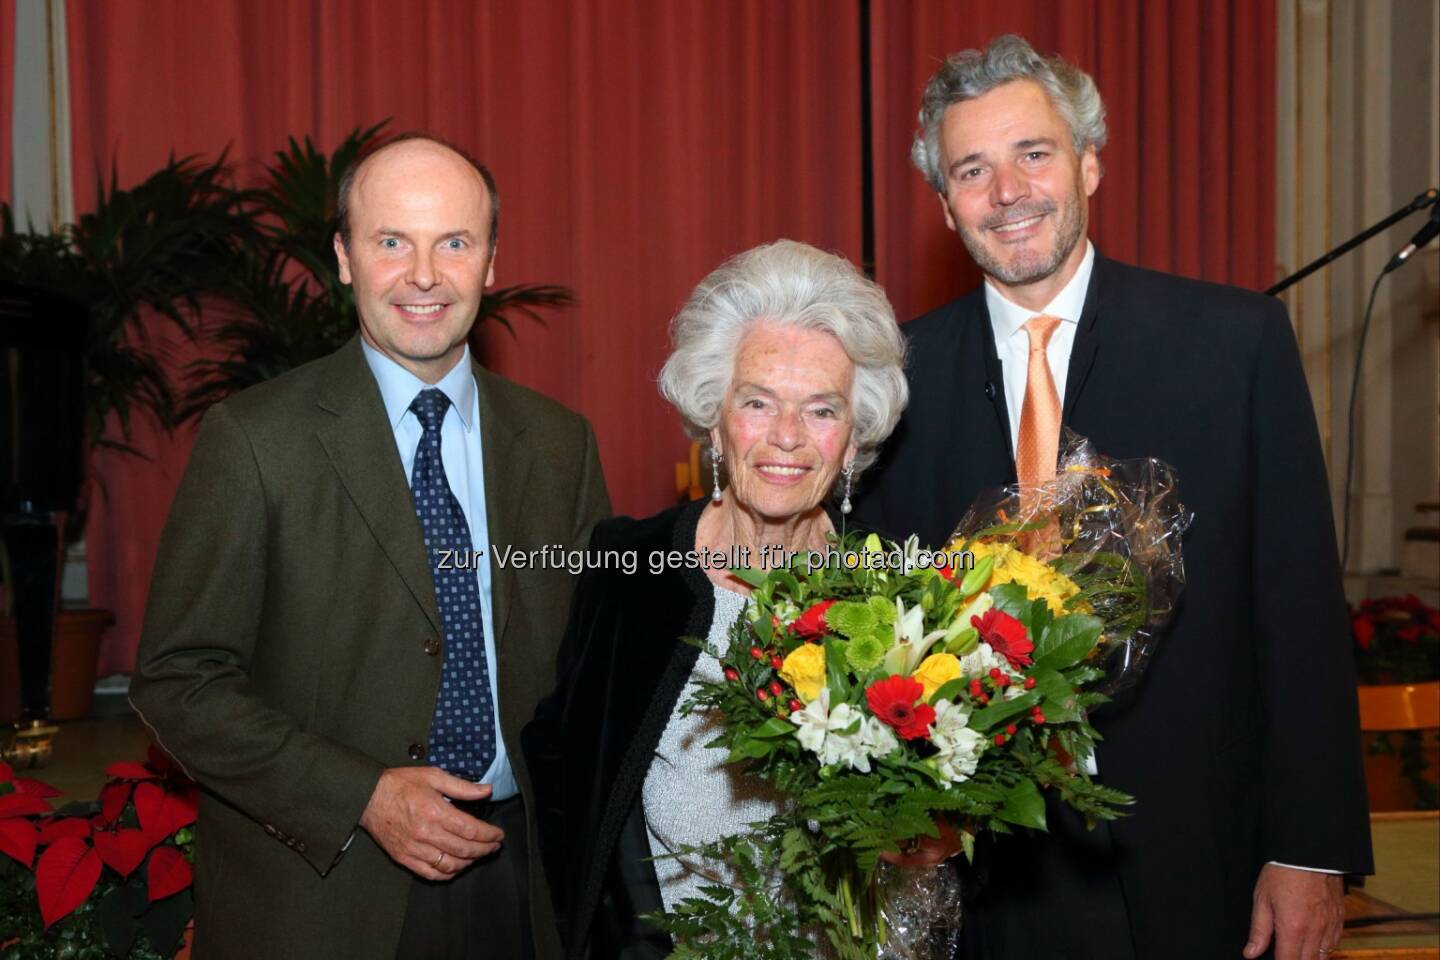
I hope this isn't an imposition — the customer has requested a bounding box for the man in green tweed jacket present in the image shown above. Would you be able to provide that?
[130,136,609,959]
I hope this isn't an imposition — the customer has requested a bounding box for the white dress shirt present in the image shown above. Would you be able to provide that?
[361,339,516,800]
[981,242,1333,875]
[985,241,1093,452]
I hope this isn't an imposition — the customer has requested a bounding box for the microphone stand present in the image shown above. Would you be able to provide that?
[1266,188,1436,296]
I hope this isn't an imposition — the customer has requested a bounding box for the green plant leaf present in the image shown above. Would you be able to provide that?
[996,779,1047,831]
[1035,615,1104,670]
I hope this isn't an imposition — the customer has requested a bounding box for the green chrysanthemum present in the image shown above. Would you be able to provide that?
[867,595,896,625]
[826,600,878,639]
[845,630,888,674]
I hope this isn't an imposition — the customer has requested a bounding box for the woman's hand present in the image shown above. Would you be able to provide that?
[879,817,966,869]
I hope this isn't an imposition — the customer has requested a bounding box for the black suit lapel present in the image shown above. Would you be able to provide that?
[956,293,1016,481]
[315,338,442,637]
[474,364,530,651]
[1062,254,1107,423]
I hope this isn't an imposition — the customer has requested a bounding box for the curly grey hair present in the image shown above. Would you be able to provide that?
[658,240,907,479]
[912,34,1108,193]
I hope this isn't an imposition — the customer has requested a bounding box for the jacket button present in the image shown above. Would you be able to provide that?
[408,743,426,761]
[295,841,306,853]
[423,636,441,656]
[264,824,277,837]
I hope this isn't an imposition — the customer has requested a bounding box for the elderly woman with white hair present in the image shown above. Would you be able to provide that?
[523,240,924,958]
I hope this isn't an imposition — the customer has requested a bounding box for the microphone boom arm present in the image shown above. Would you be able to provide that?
[1266,187,1437,296]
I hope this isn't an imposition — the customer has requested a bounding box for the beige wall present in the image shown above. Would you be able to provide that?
[1277,0,1440,576]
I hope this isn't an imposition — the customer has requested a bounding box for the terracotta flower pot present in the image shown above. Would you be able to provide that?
[0,608,114,722]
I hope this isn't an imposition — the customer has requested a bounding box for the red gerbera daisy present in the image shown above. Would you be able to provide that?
[971,608,1034,669]
[865,675,936,741]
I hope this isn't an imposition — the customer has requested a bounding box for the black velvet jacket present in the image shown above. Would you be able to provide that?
[523,498,867,960]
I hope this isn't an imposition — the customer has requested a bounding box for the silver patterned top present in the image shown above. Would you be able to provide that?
[642,585,787,914]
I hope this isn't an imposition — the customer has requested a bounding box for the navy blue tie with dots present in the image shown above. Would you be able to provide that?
[408,388,495,781]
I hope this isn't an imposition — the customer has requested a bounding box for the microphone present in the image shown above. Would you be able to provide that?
[1385,202,1440,273]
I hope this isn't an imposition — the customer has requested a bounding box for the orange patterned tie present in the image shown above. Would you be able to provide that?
[1015,315,1063,491]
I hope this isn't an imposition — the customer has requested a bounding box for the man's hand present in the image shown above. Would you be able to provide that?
[1244,863,1344,959]
[358,767,504,881]
[879,817,966,870]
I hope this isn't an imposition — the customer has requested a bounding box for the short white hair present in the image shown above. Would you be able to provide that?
[658,239,907,478]
[913,34,1108,193]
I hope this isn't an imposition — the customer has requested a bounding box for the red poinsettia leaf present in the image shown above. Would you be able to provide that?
[92,828,154,878]
[136,784,198,842]
[132,782,162,832]
[13,777,62,798]
[104,761,158,781]
[37,817,92,845]
[36,837,102,928]
[0,817,38,867]
[146,845,193,901]
[0,761,13,783]
[98,782,133,826]
[145,743,181,779]
[0,792,53,818]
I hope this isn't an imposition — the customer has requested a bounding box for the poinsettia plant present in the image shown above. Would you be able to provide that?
[0,745,197,959]
[1351,594,1440,685]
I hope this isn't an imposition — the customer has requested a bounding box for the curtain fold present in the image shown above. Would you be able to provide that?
[65,0,864,674]
[869,0,1276,322]
[1,0,14,206]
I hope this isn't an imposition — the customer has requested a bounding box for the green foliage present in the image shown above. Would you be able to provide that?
[0,155,252,453]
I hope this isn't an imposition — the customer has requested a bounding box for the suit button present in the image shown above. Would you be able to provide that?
[408,743,427,761]
[423,636,441,656]
[264,824,277,837]
[295,841,306,853]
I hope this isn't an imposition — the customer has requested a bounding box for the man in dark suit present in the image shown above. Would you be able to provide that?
[855,36,1372,960]
[130,136,609,959]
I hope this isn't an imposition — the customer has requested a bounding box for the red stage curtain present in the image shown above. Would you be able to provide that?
[65,0,864,674]
[1,0,13,207]
[869,0,1276,322]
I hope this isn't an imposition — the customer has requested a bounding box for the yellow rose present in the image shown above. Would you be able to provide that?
[779,644,827,703]
[911,652,962,701]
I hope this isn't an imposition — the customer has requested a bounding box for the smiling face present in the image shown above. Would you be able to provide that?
[712,323,858,521]
[334,140,496,383]
[936,79,1100,309]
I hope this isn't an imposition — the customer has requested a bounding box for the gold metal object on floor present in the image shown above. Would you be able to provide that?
[1,718,58,769]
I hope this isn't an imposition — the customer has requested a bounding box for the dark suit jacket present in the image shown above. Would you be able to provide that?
[523,499,865,960]
[130,336,610,960]
[854,254,1373,959]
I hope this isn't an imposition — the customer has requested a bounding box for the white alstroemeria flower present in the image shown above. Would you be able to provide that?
[958,641,1005,680]
[861,715,900,762]
[882,598,947,677]
[930,700,988,783]
[819,702,871,772]
[791,688,834,754]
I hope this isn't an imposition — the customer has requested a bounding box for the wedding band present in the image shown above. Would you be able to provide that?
[433,851,445,869]
[1318,949,1332,956]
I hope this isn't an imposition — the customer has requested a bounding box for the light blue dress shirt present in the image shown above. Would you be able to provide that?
[361,339,515,800]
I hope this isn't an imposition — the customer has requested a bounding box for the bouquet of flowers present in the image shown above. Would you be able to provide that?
[652,434,1190,960]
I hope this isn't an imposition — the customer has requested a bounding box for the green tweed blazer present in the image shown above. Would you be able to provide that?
[130,336,610,959]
